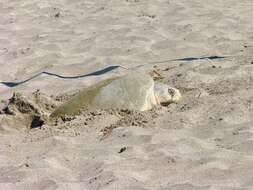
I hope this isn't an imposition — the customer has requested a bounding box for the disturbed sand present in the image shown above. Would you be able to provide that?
[0,0,253,189]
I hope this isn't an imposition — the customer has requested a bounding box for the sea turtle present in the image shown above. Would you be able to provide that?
[50,72,181,117]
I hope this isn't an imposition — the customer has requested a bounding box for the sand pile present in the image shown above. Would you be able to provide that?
[0,91,58,130]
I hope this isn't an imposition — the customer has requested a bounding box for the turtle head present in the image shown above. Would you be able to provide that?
[154,83,181,106]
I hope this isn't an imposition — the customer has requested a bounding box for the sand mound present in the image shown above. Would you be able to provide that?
[0,91,58,130]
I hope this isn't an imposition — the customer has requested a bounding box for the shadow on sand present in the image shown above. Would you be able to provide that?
[1,56,227,88]
[1,65,121,88]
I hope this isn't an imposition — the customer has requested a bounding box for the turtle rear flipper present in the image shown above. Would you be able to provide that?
[50,78,117,118]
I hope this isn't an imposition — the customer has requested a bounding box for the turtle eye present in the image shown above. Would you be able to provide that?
[168,88,175,96]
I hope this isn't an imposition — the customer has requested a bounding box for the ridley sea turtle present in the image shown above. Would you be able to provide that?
[50,71,181,117]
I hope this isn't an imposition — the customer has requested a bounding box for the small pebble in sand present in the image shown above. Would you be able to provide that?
[118,147,127,153]
[55,13,60,18]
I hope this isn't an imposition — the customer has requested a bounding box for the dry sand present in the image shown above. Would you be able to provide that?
[0,0,253,189]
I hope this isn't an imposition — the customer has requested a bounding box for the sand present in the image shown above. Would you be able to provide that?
[0,0,253,189]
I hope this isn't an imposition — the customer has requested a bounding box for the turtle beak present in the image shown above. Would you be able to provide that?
[168,88,175,97]
[169,88,182,103]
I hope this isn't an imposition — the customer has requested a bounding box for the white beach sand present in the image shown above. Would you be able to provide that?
[0,0,253,189]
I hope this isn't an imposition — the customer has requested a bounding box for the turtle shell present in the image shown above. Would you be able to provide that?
[51,72,156,117]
